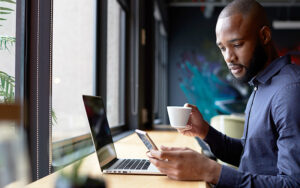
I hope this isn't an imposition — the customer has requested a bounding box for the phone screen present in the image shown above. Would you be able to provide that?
[135,130,158,150]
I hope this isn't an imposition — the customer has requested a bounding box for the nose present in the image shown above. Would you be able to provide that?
[224,49,236,63]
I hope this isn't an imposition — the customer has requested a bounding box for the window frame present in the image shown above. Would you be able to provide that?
[118,6,126,128]
[50,0,107,170]
[15,0,26,126]
[99,0,130,135]
[106,0,127,129]
[50,0,131,171]
[20,0,147,181]
[153,20,168,125]
[23,0,53,181]
[126,0,141,130]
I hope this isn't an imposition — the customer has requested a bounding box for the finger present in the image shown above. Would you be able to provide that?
[166,174,181,181]
[179,124,192,131]
[148,156,175,169]
[160,145,188,151]
[186,116,192,125]
[184,103,197,109]
[146,151,153,158]
[180,127,193,134]
[177,126,193,135]
[184,103,197,114]
[150,150,179,161]
[155,167,170,175]
[157,167,182,180]
[160,168,183,181]
[162,146,194,154]
[177,128,188,134]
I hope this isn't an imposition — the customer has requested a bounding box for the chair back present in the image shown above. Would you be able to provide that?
[210,115,245,139]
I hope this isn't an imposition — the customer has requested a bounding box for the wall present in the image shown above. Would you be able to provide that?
[168,7,220,105]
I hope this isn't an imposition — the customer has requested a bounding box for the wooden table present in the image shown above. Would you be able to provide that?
[20,131,210,188]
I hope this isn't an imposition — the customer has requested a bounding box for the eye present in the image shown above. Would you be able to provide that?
[233,43,243,48]
[219,46,226,52]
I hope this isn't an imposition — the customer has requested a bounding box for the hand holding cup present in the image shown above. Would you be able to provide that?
[170,103,210,139]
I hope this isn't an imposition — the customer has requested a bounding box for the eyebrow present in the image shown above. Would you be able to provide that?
[216,38,244,46]
[228,38,244,43]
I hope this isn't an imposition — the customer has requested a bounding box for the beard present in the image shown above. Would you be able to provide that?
[233,41,268,84]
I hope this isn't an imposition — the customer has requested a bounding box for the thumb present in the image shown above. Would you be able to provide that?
[184,103,196,109]
[161,145,186,151]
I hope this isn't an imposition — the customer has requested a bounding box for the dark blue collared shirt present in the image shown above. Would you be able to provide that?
[204,55,300,187]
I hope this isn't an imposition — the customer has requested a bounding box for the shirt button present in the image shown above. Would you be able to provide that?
[254,86,258,91]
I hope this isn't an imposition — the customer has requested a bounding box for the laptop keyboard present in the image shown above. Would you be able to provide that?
[115,159,150,170]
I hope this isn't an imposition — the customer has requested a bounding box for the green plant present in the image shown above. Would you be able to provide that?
[0,0,16,27]
[52,109,58,125]
[0,1,16,103]
[0,70,58,125]
[0,70,14,103]
[0,36,15,50]
[0,0,16,48]
[0,0,58,125]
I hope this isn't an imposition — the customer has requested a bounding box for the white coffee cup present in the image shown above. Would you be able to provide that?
[167,106,192,128]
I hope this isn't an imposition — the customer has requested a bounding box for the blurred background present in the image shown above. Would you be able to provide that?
[0,0,299,185]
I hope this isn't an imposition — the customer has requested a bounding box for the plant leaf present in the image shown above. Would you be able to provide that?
[5,79,9,97]
[0,36,16,50]
[0,2,15,27]
[0,0,16,4]
[0,71,15,103]
[52,109,58,125]
[0,7,14,11]
[0,11,11,14]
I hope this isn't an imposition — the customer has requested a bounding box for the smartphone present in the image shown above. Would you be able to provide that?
[135,129,158,151]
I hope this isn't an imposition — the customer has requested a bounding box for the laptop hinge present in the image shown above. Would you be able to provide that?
[102,158,119,169]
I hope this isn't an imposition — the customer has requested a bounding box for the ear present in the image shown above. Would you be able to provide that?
[259,26,271,45]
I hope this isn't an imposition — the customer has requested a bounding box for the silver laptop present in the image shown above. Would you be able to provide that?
[82,95,163,175]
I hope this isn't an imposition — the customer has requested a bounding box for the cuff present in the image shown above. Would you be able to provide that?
[216,165,241,188]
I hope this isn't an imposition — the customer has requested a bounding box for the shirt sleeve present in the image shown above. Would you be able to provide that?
[204,126,243,167]
[216,165,300,188]
[216,83,300,187]
[272,83,300,184]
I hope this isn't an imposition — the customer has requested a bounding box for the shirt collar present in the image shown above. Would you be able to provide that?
[248,55,290,86]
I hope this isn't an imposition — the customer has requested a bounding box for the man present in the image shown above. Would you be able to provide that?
[147,0,300,187]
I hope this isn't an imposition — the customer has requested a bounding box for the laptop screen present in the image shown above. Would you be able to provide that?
[82,95,117,168]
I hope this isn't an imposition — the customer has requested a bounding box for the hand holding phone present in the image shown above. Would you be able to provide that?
[135,129,158,151]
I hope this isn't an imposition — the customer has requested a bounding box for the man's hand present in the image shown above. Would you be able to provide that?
[177,104,210,139]
[147,146,221,184]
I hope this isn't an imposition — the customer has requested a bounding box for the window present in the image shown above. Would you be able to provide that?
[7,0,133,181]
[106,0,126,128]
[52,0,97,168]
[0,0,16,104]
[0,1,30,185]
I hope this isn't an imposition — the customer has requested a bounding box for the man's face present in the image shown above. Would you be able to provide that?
[215,13,267,83]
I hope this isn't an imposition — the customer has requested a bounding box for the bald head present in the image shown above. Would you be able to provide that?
[215,0,272,56]
[215,0,276,83]
[219,0,269,28]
